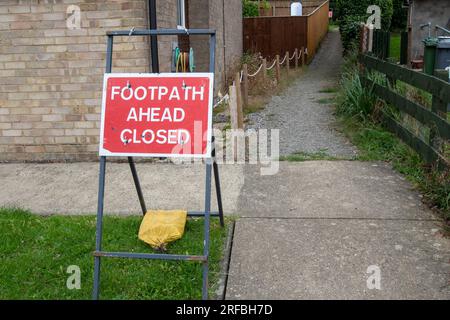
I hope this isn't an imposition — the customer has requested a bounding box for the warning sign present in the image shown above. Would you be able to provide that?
[99,73,214,158]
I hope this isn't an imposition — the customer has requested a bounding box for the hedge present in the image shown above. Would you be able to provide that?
[336,0,394,52]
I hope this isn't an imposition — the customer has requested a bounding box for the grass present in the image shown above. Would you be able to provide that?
[0,208,228,300]
[390,33,401,62]
[316,98,335,104]
[319,87,339,94]
[280,150,344,162]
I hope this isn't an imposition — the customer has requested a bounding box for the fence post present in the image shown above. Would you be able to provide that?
[261,58,267,82]
[301,47,305,70]
[242,64,249,108]
[229,84,238,130]
[275,55,281,83]
[400,31,408,65]
[430,95,446,153]
[286,51,290,75]
[294,48,299,69]
[235,72,244,129]
[368,24,374,53]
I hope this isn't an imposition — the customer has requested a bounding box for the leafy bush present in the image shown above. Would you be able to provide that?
[243,0,270,18]
[340,15,366,53]
[337,0,394,52]
[391,0,408,31]
[243,0,259,17]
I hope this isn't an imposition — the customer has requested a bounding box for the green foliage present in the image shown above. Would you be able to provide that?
[243,0,259,17]
[243,0,270,17]
[280,151,345,162]
[390,33,401,61]
[336,0,394,52]
[336,50,382,119]
[391,0,408,31]
[340,15,366,53]
[0,209,227,299]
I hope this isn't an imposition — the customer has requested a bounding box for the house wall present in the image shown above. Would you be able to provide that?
[409,0,450,61]
[189,0,243,91]
[0,0,241,162]
[0,0,153,162]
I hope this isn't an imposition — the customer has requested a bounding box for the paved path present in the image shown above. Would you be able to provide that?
[247,30,357,157]
[0,162,244,216]
[226,162,450,299]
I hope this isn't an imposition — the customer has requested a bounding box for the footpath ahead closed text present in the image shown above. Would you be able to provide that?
[99,73,214,158]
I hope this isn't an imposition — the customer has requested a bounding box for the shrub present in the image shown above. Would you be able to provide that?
[340,15,366,53]
[336,49,388,120]
[243,0,259,17]
[336,70,376,119]
[391,0,408,31]
[243,0,270,18]
[337,0,394,52]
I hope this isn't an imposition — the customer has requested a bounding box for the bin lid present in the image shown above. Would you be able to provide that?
[437,36,450,48]
[423,37,438,47]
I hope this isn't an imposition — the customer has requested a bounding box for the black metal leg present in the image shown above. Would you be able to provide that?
[211,136,224,227]
[202,161,213,300]
[93,156,107,300]
[213,161,225,227]
[128,157,147,215]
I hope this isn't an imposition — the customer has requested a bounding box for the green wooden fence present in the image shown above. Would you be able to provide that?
[358,54,450,168]
[372,30,390,60]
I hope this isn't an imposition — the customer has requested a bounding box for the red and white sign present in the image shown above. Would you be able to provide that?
[99,73,214,158]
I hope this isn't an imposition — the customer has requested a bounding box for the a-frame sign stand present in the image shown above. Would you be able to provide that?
[93,28,224,300]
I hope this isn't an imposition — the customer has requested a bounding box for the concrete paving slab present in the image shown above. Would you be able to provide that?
[226,218,450,300]
[0,162,244,215]
[237,161,437,220]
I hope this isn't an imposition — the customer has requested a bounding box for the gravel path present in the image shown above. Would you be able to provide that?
[247,30,357,157]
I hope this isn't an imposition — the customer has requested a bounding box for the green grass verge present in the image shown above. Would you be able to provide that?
[280,150,346,162]
[0,208,227,300]
[390,33,401,62]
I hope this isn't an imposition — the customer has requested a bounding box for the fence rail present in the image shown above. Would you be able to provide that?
[359,54,450,168]
[222,48,305,130]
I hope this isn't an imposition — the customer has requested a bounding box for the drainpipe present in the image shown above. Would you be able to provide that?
[148,0,159,73]
[222,0,227,85]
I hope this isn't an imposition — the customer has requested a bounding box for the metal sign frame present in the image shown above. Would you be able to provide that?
[93,28,224,300]
[99,72,215,158]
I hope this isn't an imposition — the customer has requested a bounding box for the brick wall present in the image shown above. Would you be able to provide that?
[0,0,174,162]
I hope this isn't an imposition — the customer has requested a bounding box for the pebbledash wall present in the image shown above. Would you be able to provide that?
[0,0,242,162]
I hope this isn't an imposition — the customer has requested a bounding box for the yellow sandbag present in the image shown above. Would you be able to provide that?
[138,210,187,251]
